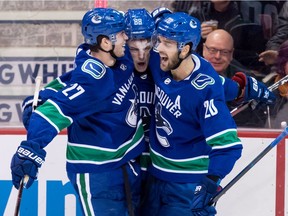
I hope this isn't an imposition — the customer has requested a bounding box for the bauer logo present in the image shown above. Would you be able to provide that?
[17,147,44,166]
[82,59,106,79]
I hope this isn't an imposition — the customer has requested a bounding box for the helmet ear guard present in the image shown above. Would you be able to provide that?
[81,8,125,45]
[155,12,201,52]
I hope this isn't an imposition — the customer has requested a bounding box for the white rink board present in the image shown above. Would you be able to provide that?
[0,134,82,216]
[0,131,287,216]
[218,137,279,216]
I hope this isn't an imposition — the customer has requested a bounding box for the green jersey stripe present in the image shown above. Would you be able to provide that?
[139,152,151,170]
[78,174,94,216]
[212,141,242,150]
[44,77,67,90]
[66,122,144,164]
[34,110,60,133]
[206,129,241,147]
[206,128,237,141]
[150,148,209,172]
[36,99,73,132]
[152,163,208,174]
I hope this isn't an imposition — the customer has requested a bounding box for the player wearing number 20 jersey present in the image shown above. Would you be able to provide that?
[148,50,242,182]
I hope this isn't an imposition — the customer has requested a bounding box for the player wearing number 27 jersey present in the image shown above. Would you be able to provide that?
[27,42,145,173]
[11,8,145,215]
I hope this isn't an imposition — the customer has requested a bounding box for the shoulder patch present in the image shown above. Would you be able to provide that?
[191,73,215,90]
[219,75,225,85]
[81,59,106,79]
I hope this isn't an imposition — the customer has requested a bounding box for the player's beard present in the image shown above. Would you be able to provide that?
[160,52,180,72]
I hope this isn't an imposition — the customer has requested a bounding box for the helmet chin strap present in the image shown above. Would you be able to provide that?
[171,51,189,70]
[109,45,118,59]
[98,45,117,59]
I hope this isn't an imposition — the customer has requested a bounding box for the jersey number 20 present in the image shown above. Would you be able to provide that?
[204,99,218,118]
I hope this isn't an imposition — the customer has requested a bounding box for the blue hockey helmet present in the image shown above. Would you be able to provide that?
[155,12,201,51]
[151,7,172,27]
[82,8,125,45]
[125,8,155,40]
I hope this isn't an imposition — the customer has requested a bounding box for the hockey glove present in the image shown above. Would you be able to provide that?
[10,141,46,189]
[22,95,44,130]
[191,176,219,216]
[232,72,276,104]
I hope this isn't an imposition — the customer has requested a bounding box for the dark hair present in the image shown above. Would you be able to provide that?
[277,40,288,76]
[89,35,109,52]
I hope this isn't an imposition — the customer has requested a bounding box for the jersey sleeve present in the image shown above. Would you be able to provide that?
[27,62,117,148]
[39,71,72,101]
[220,75,240,101]
[199,76,243,179]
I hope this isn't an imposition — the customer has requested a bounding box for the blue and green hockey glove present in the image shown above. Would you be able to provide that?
[232,72,276,104]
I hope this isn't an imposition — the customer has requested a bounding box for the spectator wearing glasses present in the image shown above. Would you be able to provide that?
[203,29,251,78]
[202,29,271,128]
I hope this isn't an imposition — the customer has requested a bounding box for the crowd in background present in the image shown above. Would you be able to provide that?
[9,4,288,215]
[171,0,288,129]
[1,1,287,130]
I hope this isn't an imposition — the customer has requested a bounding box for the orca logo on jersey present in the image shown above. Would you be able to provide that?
[81,59,106,79]
[155,103,173,147]
[126,84,138,127]
[191,73,215,90]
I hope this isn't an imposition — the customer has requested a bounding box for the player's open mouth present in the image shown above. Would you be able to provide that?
[160,56,168,62]
[137,62,145,66]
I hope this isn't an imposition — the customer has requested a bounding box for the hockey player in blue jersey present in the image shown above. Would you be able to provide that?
[124,9,156,212]
[10,8,145,216]
[150,7,276,105]
[141,12,243,216]
[18,7,275,216]
[125,8,155,149]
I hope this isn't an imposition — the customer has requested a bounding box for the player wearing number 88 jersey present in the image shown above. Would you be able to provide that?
[124,8,156,173]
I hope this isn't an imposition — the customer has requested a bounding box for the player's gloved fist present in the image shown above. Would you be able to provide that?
[10,141,46,189]
[191,176,218,216]
[22,95,43,130]
[232,72,276,104]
